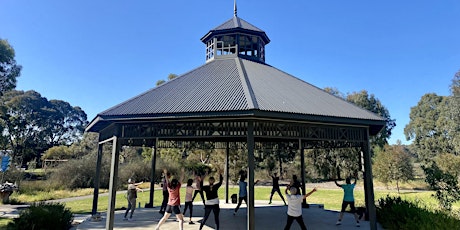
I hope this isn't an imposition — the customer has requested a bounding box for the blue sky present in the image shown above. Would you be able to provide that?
[1,1,459,145]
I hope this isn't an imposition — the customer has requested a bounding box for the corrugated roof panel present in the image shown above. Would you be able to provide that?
[99,59,249,116]
[97,57,383,123]
[240,59,384,121]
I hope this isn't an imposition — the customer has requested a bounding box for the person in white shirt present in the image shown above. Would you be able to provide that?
[284,185,317,230]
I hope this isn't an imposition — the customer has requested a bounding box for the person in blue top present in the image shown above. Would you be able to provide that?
[335,177,360,227]
[233,170,259,215]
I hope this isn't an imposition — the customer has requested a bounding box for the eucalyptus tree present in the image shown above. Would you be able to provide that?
[0,39,21,95]
[404,93,454,161]
[0,90,87,165]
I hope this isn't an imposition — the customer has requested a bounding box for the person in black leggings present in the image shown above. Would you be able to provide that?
[199,173,223,230]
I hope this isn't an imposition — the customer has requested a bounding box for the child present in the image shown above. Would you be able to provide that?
[155,168,185,230]
[284,185,317,230]
[183,178,197,224]
[191,172,206,205]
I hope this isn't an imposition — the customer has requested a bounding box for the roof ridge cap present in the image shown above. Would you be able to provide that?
[235,57,258,109]
[233,16,241,28]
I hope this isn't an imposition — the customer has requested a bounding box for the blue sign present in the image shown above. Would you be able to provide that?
[1,155,10,172]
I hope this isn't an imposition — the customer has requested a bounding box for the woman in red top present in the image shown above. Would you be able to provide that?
[155,168,185,230]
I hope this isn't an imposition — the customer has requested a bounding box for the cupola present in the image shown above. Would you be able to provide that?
[200,1,270,63]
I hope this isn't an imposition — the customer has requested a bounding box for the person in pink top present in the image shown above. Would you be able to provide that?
[183,178,197,224]
[155,168,185,230]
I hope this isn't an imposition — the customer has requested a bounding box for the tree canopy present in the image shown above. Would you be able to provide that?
[373,143,414,193]
[0,39,21,95]
[325,88,395,148]
[405,70,460,161]
[0,90,87,165]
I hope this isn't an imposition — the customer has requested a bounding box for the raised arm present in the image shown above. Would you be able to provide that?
[303,187,317,199]
[353,177,357,185]
[163,169,170,186]
[334,180,341,187]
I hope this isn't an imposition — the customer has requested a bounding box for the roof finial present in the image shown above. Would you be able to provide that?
[234,0,237,17]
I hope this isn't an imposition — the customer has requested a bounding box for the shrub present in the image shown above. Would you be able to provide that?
[7,202,73,230]
[119,157,152,188]
[48,152,111,189]
[377,196,460,230]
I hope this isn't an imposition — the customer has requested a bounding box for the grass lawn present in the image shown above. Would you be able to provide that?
[0,218,12,230]
[63,186,458,214]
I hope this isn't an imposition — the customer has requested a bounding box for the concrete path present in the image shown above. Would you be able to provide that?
[74,201,383,230]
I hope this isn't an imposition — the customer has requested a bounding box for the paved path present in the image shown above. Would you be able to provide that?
[73,200,383,230]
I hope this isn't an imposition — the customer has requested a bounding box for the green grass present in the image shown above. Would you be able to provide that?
[0,218,12,230]
[62,186,460,214]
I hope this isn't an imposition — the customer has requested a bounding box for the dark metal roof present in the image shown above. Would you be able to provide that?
[87,57,385,134]
[213,16,264,32]
[201,16,270,44]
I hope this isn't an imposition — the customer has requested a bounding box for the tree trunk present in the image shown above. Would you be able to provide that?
[278,154,283,179]
[336,166,341,180]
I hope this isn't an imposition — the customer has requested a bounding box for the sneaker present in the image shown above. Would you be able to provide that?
[128,218,133,221]
[233,212,236,216]
[189,221,195,224]
[159,210,165,215]
[123,217,128,221]
[336,220,342,225]
[356,222,360,227]
[268,201,272,204]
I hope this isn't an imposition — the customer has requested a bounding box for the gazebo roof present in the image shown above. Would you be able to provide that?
[201,15,270,44]
[87,56,385,135]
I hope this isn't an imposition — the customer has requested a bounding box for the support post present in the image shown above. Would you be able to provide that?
[106,135,121,230]
[146,138,158,208]
[362,129,377,230]
[225,142,230,204]
[247,121,255,230]
[299,139,308,207]
[91,142,103,216]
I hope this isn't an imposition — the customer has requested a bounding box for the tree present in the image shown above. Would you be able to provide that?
[0,90,87,165]
[0,90,51,164]
[156,80,166,86]
[167,73,178,80]
[423,162,460,211]
[449,70,460,154]
[308,88,395,181]
[41,145,72,160]
[0,39,21,95]
[156,73,178,86]
[404,93,453,161]
[307,148,360,180]
[435,153,460,180]
[68,132,99,159]
[373,143,414,193]
[44,100,87,146]
[346,90,396,148]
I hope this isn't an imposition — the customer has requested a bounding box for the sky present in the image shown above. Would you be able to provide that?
[1,0,459,145]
